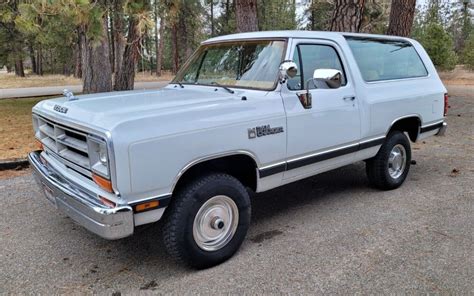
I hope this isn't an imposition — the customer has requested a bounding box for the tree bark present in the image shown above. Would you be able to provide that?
[14,57,25,77]
[37,45,43,76]
[210,0,215,36]
[81,18,113,94]
[113,0,126,80]
[29,44,37,74]
[156,17,164,76]
[235,0,258,32]
[330,0,365,32]
[386,0,416,37]
[74,34,82,78]
[171,22,179,74]
[114,17,142,91]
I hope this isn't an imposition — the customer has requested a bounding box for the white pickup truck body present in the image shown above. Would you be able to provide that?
[29,31,447,267]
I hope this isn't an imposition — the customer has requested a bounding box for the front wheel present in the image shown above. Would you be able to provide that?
[366,131,411,190]
[162,173,251,269]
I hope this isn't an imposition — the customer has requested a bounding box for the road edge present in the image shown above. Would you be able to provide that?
[0,158,29,171]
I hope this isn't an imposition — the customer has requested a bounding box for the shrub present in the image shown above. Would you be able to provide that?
[415,23,458,71]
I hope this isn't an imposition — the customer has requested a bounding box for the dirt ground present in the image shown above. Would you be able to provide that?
[438,65,474,85]
[0,72,174,89]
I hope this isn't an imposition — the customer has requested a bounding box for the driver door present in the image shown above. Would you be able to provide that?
[282,39,361,181]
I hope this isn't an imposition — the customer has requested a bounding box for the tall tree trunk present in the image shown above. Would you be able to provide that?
[153,2,159,76]
[330,0,365,32]
[171,23,179,74]
[37,45,43,76]
[157,17,164,76]
[29,44,37,74]
[81,18,113,94]
[113,0,126,80]
[114,18,142,90]
[386,0,416,37]
[74,34,82,78]
[14,57,25,77]
[210,0,215,36]
[235,0,258,32]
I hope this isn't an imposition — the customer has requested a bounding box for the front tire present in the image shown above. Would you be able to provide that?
[162,173,251,269]
[366,131,411,190]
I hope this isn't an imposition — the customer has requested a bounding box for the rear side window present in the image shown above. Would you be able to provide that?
[345,37,428,82]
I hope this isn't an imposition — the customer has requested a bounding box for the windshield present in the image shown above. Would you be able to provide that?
[173,40,286,90]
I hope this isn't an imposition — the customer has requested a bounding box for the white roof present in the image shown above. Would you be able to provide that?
[202,30,412,44]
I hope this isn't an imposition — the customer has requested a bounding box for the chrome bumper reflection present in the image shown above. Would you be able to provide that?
[28,151,134,240]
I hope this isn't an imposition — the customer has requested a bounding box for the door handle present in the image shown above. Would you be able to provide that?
[343,96,355,101]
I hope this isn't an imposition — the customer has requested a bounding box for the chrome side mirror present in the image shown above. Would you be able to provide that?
[313,68,342,89]
[279,60,298,83]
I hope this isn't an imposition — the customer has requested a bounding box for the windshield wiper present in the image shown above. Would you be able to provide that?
[210,81,234,94]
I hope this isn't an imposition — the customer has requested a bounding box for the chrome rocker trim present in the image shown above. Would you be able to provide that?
[28,151,134,240]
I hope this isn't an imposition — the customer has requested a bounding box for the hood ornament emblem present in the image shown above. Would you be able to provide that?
[63,89,77,101]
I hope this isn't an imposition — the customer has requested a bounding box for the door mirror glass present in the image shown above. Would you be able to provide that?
[313,68,343,89]
[279,60,298,81]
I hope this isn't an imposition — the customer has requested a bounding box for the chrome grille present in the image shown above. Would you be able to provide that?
[34,115,92,177]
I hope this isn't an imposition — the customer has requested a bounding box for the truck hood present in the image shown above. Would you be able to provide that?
[33,85,247,132]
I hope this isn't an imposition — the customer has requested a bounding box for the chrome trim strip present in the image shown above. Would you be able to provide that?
[287,142,359,164]
[421,119,444,129]
[258,135,386,178]
[170,150,260,193]
[386,114,422,136]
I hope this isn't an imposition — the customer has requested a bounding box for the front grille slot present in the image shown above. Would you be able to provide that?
[35,115,91,172]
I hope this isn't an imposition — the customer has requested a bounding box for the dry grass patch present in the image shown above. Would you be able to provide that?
[0,71,174,89]
[0,97,45,160]
[438,65,474,86]
[0,73,81,89]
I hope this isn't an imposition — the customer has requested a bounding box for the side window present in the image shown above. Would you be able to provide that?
[287,44,346,91]
[345,37,428,82]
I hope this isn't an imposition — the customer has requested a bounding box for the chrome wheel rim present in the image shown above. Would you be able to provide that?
[388,144,407,179]
[193,195,239,251]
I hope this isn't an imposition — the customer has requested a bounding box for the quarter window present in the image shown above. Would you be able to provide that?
[288,44,346,91]
[345,37,428,82]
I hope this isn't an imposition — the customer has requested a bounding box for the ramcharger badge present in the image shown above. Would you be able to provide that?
[248,125,284,139]
[53,104,68,114]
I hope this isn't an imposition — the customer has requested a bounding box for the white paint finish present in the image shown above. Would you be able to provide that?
[31,31,447,225]
[282,38,361,181]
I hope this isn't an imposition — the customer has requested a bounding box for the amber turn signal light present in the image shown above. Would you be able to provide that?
[100,196,116,208]
[135,200,159,212]
[92,173,113,193]
[36,139,43,150]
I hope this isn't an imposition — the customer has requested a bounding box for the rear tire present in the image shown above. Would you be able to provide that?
[162,173,251,269]
[366,131,411,190]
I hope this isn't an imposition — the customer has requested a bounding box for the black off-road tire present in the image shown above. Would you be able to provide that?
[366,131,412,190]
[162,173,251,269]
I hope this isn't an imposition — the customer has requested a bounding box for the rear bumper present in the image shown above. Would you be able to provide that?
[436,122,447,136]
[28,151,134,240]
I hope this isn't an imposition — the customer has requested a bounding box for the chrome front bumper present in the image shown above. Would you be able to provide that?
[28,151,134,240]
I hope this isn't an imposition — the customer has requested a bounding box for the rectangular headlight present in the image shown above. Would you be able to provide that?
[88,136,110,179]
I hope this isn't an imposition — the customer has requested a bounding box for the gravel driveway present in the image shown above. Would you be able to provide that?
[1,85,472,294]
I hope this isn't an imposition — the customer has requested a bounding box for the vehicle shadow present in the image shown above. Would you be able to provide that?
[98,162,372,277]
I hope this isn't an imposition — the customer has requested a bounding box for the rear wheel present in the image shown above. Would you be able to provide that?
[162,173,251,269]
[366,131,411,190]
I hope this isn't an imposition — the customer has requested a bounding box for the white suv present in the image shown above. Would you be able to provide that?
[29,31,447,268]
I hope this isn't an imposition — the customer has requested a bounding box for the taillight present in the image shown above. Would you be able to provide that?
[444,93,449,116]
